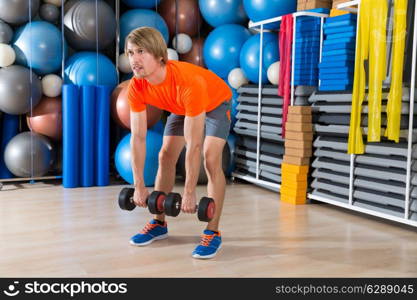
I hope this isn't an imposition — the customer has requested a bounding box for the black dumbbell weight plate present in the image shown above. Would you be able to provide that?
[148,191,166,214]
[164,193,182,217]
[119,188,135,211]
[197,197,215,222]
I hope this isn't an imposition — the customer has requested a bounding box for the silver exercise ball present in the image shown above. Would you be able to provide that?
[4,131,55,177]
[0,65,42,115]
[64,0,116,50]
[0,0,40,25]
[0,20,13,43]
[40,3,60,23]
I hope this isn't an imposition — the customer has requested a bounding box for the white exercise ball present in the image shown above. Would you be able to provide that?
[41,74,62,97]
[267,61,280,85]
[0,43,16,67]
[118,53,132,74]
[172,33,192,54]
[167,48,179,61]
[228,68,248,90]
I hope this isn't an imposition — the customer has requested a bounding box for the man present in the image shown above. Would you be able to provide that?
[126,27,232,259]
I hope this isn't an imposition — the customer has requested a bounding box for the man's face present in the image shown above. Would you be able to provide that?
[126,41,161,78]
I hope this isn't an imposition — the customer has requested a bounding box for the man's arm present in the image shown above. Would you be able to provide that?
[130,110,148,195]
[182,112,205,212]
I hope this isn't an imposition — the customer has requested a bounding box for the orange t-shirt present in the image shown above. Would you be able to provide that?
[127,60,232,117]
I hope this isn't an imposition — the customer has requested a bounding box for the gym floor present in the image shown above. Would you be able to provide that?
[1,181,417,277]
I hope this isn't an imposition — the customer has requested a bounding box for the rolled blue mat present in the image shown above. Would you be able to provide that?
[80,85,96,187]
[0,114,19,179]
[95,85,111,186]
[63,84,80,188]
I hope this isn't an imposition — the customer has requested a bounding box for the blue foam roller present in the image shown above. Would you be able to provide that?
[63,84,80,188]
[325,13,357,24]
[319,60,354,68]
[80,85,96,187]
[0,114,19,179]
[95,85,111,186]
[326,31,356,39]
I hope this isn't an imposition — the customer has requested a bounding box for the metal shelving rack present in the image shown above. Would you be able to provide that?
[307,0,417,227]
[232,10,328,191]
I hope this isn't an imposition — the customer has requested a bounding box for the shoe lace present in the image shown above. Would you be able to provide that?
[200,234,215,247]
[140,222,158,234]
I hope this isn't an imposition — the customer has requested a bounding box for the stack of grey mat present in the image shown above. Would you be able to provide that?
[309,89,417,221]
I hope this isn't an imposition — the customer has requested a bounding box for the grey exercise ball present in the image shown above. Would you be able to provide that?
[0,20,13,43]
[0,65,42,115]
[64,0,116,50]
[40,3,60,23]
[177,143,231,184]
[0,0,40,25]
[4,131,55,177]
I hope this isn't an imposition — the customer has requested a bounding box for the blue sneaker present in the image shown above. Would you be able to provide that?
[130,219,168,246]
[192,230,222,259]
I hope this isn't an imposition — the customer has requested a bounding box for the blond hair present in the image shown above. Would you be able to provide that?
[125,27,168,64]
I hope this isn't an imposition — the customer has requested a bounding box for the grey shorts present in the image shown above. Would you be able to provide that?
[163,101,231,140]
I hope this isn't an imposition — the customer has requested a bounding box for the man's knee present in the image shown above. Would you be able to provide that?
[159,147,179,167]
[203,150,222,177]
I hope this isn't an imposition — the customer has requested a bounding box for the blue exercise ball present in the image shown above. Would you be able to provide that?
[64,52,118,89]
[122,0,160,8]
[115,124,163,186]
[199,0,247,27]
[240,33,279,83]
[12,21,64,75]
[203,24,251,78]
[243,0,296,24]
[120,9,169,50]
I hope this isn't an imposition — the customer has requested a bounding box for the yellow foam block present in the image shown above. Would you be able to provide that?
[280,180,308,190]
[281,163,309,174]
[280,194,307,205]
[281,172,308,182]
[330,9,349,17]
[280,186,307,198]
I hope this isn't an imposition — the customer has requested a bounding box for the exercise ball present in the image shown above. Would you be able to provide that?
[115,128,163,186]
[0,44,16,67]
[179,37,204,67]
[267,61,280,85]
[243,0,296,26]
[40,3,60,23]
[64,0,116,51]
[120,9,169,50]
[0,65,42,115]
[199,0,247,27]
[177,142,231,184]
[111,80,162,129]
[64,52,118,89]
[4,131,55,177]
[41,74,62,98]
[118,53,132,74]
[27,96,62,140]
[225,133,236,176]
[158,0,202,38]
[122,0,160,8]
[0,20,13,44]
[0,0,40,25]
[203,24,251,78]
[240,33,279,83]
[12,21,64,75]
[172,33,192,54]
[168,48,179,61]
[44,0,66,6]
[228,68,248,89]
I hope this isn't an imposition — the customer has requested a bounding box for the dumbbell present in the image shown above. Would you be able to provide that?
[163,192,216,222]
[118,187,166,215]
